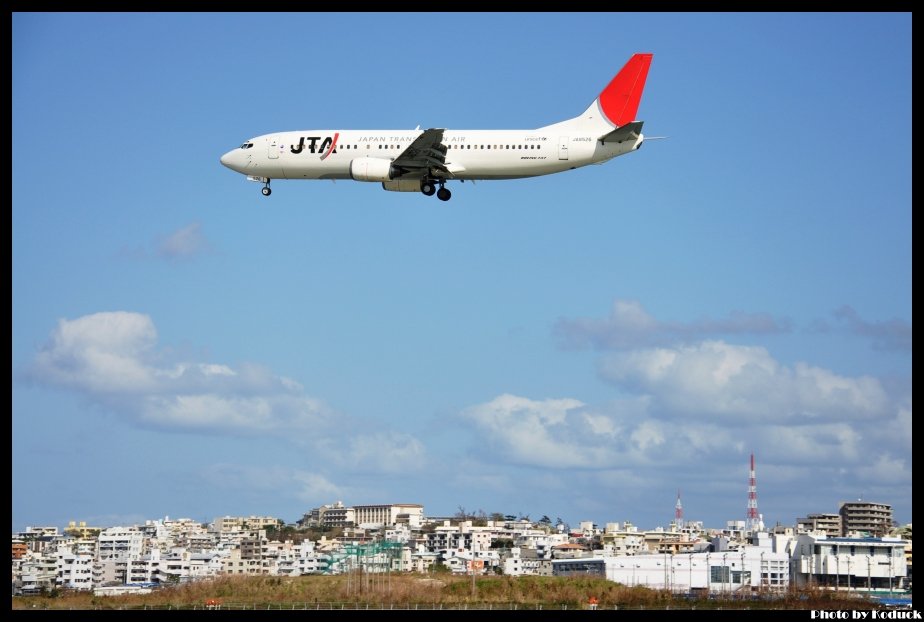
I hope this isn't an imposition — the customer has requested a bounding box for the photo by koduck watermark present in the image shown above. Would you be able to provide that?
[810,611,921,620]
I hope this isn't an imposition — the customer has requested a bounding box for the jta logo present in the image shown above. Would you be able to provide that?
[290,133,340,160]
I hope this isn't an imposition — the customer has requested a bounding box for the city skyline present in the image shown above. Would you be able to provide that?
[13,13,911,533]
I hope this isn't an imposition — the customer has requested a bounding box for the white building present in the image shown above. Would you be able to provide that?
[56,551,94,590]
[442,549,500,575]
[213,516,282,532]
[515,531,569,559]
[96,527,145,563]
[353,504,424,529]
[276,542,325,576]
[554,537,790,594]
[790,534,907,592]
[425,521,492,554]
[18,555,58,595]
[502,547,553,576]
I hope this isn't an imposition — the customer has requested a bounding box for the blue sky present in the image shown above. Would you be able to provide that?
[12,13,911,533]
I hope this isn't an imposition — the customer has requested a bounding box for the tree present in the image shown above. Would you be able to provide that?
[455,506,470,521]
[490,538,515,550]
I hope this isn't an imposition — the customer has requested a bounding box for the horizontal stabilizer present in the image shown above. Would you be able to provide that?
[599,121,644,144]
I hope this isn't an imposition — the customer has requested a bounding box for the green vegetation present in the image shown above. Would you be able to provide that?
[12,575,879,610]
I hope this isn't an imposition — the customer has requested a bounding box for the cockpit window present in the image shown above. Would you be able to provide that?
[240,142,254,149]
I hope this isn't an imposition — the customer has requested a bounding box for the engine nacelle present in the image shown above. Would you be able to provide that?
[350,157,397,182]
[382,180,423,193]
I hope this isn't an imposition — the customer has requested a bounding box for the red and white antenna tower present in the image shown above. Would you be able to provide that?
[746,453,760,531]
[675,489,684,530]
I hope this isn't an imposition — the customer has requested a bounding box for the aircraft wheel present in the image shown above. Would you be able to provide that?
[261,187,272,196]
[437,187,451,202]
[420,182,436,196]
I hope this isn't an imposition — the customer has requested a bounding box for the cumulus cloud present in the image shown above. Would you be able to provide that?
[31,311,159,393]
[157,222,209,260]
[460,394,693,469]
[599,340,890,423]
[458,336,908,514]
[554,299,790,350]
[462,395,595,468]
[455,298,909,525]
[27,311,333,435]
[459,389,909,523]
[461,392,768,472]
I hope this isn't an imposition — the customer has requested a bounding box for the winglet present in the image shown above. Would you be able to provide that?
[598,53,653,127]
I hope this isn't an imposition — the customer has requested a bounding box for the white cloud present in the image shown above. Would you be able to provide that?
[461,395,597,468]
[599,340,889,423]
[157,222,209,260]
[459,348,908,511]
[555,299,790,350]
[27,311,333,435]
[31,312,159,393]
[458,390,910,525]
[26,310,432,493]
[461,394,693,469]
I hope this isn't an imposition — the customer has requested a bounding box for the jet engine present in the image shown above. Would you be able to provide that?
[349,157,398,182]
[381,180,422,192]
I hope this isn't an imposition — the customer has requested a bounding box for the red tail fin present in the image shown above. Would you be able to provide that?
[598,53,653,127]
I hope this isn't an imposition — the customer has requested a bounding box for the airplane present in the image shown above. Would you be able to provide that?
[219,53,652,201]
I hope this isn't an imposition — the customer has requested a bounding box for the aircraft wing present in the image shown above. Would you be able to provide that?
[599,121,644,144]
[392,128,451,176]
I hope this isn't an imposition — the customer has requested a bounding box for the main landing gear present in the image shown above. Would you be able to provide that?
[420,179,451,201]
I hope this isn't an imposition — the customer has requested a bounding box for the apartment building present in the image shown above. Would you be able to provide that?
[796,514,842,537]
[838,501,893,537]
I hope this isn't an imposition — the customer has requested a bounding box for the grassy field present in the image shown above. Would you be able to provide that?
[12,574,880,610]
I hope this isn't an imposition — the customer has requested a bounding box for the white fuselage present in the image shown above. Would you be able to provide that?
[219,128,643,182]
